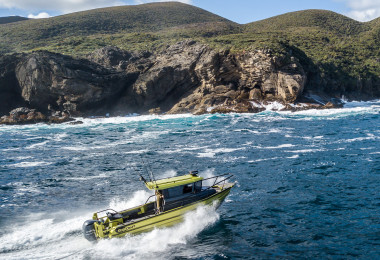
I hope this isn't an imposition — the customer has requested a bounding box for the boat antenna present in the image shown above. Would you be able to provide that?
[128,164,148,184]
[140,155,158,188]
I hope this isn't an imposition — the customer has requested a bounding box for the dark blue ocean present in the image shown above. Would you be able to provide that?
[1,101,379,259]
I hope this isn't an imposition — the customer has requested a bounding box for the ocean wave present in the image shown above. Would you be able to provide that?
[286,148,326,153]
[254,144,295,149]
[77,114,194,125]
[25,140,49,149]
[10,161,53,168]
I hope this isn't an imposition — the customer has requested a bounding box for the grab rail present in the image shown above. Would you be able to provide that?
[145,194,156,205]
[203,173,234,190]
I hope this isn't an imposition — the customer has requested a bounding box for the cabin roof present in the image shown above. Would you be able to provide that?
[145,174,203,190]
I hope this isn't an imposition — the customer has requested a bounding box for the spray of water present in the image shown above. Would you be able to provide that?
[91,203,220,259]
[109,190,154,212]
[1,190,220,259]
[200,168,217,187]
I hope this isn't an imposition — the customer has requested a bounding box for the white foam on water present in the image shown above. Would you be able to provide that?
[78,114,194,126]
[159,145,210,155]
[263,101,286,111]
[286,148,325,153]
[64,173,109,181]
[1,147,21,151]
[25,140,49,149]
[341,133,378,143]
[91,203,220,259]
[10,161,53,168]
[62,130,167,151]
[248,157,280,163]
[233,128,260,134]
[51,132,68,142]
[283,102,380,118]
[197,147,243,158]
[62,145,89,151]
[0,214,87,259]
[15,186,42,196]
[14,156,33,160]
[197,152,216,158]
[123,149,149,155]
[159,169,178,179]
[109,190,154,212]
[212,147,244,153]
[254,143,294,149]
[302,136,324,140]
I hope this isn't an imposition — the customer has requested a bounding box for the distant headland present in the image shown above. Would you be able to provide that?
[0,2,379,124]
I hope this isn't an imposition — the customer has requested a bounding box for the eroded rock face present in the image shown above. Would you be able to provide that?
[0,41,377,118]
[167,45,306,114]
[15,51,135,116]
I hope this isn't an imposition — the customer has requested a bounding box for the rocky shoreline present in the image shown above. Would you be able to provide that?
[0,40,378,125]
[0,100,345,126]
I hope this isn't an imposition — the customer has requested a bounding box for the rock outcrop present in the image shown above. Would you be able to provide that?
[0,107,74,125]
[0,41,378,119]
[15,51,138,116]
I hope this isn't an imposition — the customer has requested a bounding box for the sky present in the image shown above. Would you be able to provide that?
[0,0,379,23]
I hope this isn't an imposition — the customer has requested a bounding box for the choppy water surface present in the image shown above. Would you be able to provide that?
[1,101,379,259]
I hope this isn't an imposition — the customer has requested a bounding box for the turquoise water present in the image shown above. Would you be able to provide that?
[0,101,379,259]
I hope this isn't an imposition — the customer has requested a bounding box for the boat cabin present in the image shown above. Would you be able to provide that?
[144,173,204,212]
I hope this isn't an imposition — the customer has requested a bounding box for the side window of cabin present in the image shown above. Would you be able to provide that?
[167,186,182,198]
[183,184,193,194]
[194,181,202,192]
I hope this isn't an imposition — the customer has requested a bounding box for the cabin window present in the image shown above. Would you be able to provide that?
[165,186,182,199]
[183,184,193,194]
[194,181,202,192]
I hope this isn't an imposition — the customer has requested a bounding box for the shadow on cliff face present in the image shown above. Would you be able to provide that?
[0,54,27,116]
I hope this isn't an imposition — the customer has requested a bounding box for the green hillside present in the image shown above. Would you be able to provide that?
[0,2,379,85]
[244,9,368,35]
[0,2,238,54]
[0,16,29,25]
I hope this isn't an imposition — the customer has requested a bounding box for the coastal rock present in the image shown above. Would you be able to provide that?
[0,41,378,118]
[0,54,27,115]
[0,107,78,125]
[15,51,136,116]
[168,47,307,114]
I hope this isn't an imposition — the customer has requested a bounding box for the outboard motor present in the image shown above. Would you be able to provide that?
[82,220,97,242]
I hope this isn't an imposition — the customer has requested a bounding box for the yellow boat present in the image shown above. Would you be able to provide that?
[82,171,234,241]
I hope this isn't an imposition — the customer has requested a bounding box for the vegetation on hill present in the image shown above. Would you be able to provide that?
[0,2,379,93]
[0,2,238,54]
[244,9,368,35]
[0,16,29,25]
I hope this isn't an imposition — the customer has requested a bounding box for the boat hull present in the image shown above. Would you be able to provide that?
[96,185,233,239]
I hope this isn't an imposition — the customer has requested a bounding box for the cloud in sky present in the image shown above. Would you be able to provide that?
[339,0,380,21]
[0,0,192,14]
[28,12,51,19]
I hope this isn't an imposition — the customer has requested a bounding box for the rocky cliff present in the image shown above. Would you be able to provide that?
[1,41,379,121]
